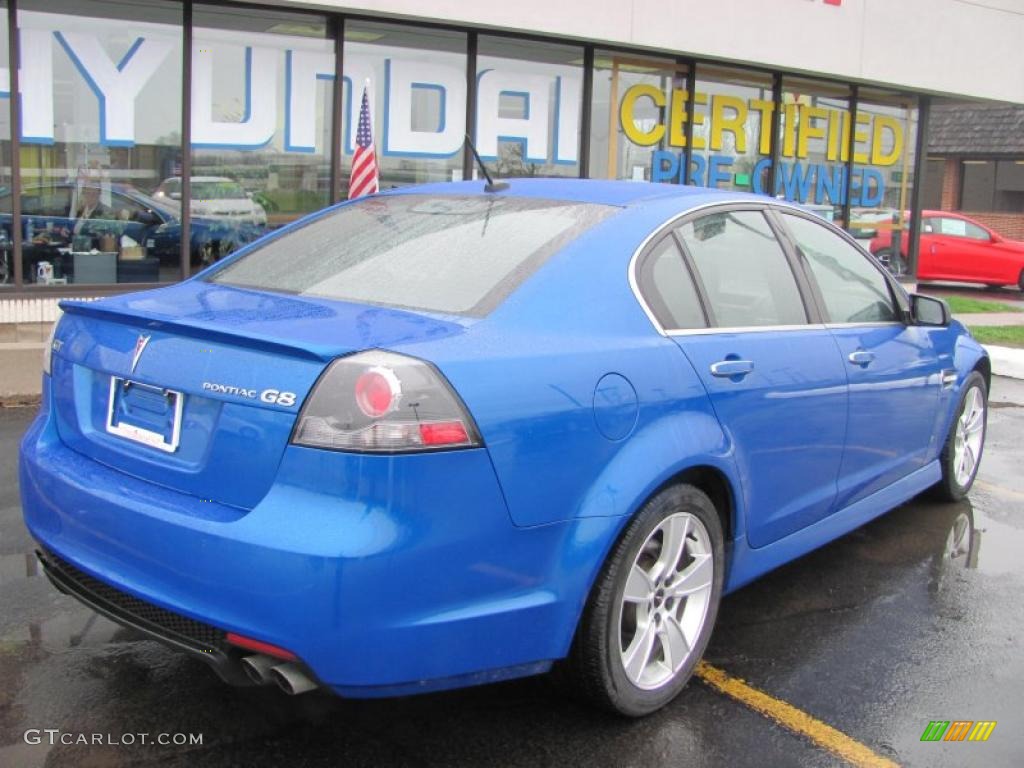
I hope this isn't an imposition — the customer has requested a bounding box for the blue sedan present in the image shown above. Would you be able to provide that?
[19,180,989,716]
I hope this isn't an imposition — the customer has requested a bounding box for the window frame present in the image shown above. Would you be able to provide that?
[934,216,992,242]
[634,232,709,330]
[630,201,826,334]
[769,206,909,327]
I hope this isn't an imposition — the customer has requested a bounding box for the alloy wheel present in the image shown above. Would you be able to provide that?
[618,512,714,690]
[953,385,985,487]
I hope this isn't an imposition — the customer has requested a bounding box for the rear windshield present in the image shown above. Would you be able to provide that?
[208,194,615,316]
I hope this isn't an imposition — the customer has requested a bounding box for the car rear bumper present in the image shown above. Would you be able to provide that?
[19,379,600,696]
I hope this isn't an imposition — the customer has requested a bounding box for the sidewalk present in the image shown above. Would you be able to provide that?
[953,312,1024,326]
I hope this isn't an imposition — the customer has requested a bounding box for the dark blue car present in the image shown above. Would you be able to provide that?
[0,183,266,284]
[19,180,989,715]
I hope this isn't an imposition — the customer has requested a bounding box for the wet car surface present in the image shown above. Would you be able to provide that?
[2,378,1023,767]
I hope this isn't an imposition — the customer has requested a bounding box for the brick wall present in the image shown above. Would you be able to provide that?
[940,157,961,210]
[964,212,1024,241]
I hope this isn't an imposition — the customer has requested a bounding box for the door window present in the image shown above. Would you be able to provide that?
[676,210,807,328]
[635,236,707,330]
[781,213,897,324]
[937,217,990,241]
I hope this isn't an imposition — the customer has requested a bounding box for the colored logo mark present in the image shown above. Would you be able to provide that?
[920,721,996,742]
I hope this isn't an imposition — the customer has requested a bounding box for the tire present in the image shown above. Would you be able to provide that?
[563,484,724,716]
[876,248,907,278]
[1018,269,1024,292]
[931,371,988,502]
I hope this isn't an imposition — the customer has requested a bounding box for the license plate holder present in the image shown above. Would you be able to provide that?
[106,377,183,453]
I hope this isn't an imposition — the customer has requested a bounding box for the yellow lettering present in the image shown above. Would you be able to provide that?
[853,112,871,164]
[691,92,707,150]
[619,84,666,146]
[826,109,844,162]
[749,99,775,156]
[669,89,688,148]
[710,95,747,152]
[871,115,904,166]
[783,103,798,158]
[840,111,852,162]
[797,106,828,159]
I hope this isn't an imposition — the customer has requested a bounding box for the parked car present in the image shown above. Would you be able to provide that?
[0,183,267,283]
[870,210,1024,289]
[20,180,989,716]
[153,176,268,227]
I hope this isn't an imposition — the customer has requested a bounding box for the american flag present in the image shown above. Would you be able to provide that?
[348,85,379,199]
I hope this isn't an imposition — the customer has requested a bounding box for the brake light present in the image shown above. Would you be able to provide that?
[354,367,400,417]
[292,350,481,452]
[419,421,470,446]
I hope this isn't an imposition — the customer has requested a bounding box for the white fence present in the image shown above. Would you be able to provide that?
[0,296,99,325]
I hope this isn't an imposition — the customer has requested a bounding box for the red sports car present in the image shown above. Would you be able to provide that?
[870,210,1024,290]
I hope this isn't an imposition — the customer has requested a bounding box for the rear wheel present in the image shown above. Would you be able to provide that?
[564,484,724,716]
[876,248,907,277]
[932,371,987,501]
[1019,269,1024,292]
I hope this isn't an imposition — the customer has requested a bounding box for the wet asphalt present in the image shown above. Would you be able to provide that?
[1,378,1023,768]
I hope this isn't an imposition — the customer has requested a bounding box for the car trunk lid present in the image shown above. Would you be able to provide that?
[50,281,468,509]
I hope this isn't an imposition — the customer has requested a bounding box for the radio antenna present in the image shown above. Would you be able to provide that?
[464,134,509,193]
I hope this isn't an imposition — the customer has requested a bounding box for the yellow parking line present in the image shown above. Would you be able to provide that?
[975,479,1024,501]
[696,662,899,768]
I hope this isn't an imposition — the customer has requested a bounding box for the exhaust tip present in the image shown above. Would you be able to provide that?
[240,654,279,686]
[271,662,318,696]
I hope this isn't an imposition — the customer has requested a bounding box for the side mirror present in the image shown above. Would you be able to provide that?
[169,191,182,201]
[990,232,1003,243]
[134,209,161,226]
[911,293,950,327]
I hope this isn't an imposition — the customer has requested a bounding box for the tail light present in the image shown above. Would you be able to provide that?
[292,350,481,452]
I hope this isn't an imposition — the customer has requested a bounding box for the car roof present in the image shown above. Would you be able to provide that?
[161,176,237,184]
[386,178,762,210]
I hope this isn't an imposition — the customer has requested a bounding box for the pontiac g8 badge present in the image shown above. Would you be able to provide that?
[130,335,151,374]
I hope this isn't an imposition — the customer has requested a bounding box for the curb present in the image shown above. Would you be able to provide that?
[984,345,1024,381]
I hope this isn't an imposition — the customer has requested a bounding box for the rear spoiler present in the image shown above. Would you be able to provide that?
[59,299,338,363]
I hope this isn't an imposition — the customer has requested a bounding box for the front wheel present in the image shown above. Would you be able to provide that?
[876,248,908,277]
[932,371,988,501]
[564,485,724,716]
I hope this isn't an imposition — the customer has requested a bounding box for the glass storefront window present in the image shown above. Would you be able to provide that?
[15,0,182,286]
[776,77,851,225]
[0,1,10,287]
[690,66,774,194]
[341,21,466,193]
[191,5,332,268]
[476,36,583,179]
[850,89,918,253]
[589,52,684,183]
[589,52,686,182]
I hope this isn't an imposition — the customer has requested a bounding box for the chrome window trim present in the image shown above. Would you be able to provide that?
[666,323,827,337]
[628,198,838,336]
[825,321,904,329]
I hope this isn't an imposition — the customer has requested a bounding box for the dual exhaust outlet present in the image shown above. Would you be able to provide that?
[240,654,318,695]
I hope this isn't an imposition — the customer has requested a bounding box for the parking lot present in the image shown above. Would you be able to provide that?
[1,377,1022,768]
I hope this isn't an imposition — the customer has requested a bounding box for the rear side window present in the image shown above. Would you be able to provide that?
[676,210,807,328]
[636,236,707,330]
[209,194,615,316]
[781,213,897,324]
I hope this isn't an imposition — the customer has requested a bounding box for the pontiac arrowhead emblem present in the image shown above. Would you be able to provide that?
[130,335,151,374]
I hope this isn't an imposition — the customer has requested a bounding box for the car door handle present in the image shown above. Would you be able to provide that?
[710,360,755,378]
[848,350,875,367]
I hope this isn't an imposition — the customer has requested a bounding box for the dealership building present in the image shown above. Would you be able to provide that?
[1,0,1023,326]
